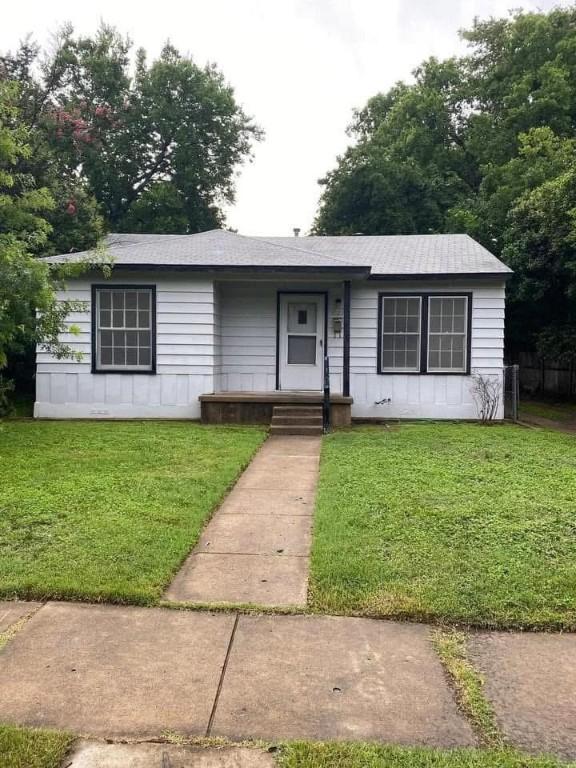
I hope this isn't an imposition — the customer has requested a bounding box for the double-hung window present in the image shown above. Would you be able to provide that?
[92,286,156,372]
[378,293,470,374]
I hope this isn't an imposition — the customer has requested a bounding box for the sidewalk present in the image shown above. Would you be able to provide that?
[1,600,576,760]
[164,436,320,607]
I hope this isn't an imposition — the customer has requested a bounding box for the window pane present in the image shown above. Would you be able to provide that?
[99,292,111,309]
[100,347,112,365]
[138,291,150,309]
[395,315,407,333]
[406,349,419,368]
[139,347,151,366]
[113,347,125,365]
[113,331,125,346]
[382,350,394,368]
[452,349,464,369]
[100,330,112,346]
[429,315,441,333]
[138,311,149,328]
[126,348,138,366]
[287,335,316,364]
[112,310,124,327]
[100,310,111,328]
[139,331,150,346]
[125,292,138,309]
[288,303,316,333]
[125,310,137,328]
[406,315,419,332]
[395,298,407,315]
[429,350,440,368]
[383,315,395,333]
[112,291,124,309]
[126,331,138,346]
[441,314,453,332]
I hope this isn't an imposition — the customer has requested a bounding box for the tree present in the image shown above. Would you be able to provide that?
[2,25,262,235]
[313,7,576,357]
[0,37,105,255]
[0,81,86,410]
[313,58,476,235]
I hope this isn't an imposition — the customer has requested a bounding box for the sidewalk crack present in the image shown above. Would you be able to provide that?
[206,613,239,736]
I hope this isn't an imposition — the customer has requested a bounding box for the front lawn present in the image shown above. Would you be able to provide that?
[0,421,265,604]
[279,742,571,768]
[311,424,576,628]
[0,724,72,768]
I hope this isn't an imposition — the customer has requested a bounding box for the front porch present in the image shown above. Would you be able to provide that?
[199,391,353,426]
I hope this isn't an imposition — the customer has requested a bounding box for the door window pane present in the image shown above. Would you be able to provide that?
[288,303,317,333]
[287,335,316,365]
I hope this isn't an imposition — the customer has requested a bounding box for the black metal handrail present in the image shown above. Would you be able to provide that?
[323,354,331,433]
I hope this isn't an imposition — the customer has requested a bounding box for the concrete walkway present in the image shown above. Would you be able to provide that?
[1,601,576,758]
[164,436,320,607]
[0,602,472,746]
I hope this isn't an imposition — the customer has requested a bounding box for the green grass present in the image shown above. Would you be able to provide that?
[311,424,576,628]
[0,421,265,603]
[279,742,573,768]
[432,630,501,747]
[0,724,72,768]
[519,400,576,423]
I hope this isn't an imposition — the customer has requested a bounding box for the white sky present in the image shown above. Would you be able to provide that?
[2,0,570,235]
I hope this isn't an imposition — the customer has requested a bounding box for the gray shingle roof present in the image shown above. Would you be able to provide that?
[45,229,511,276]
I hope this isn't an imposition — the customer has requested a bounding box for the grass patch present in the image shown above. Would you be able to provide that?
[278,742,571,767]
[311,424,576,628]
[0,421,265,604]
[519,401,576,423]
[0,724,72,768]
[432,630,501,747]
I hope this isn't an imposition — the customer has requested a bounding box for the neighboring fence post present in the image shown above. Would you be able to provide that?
[504,364,519,422]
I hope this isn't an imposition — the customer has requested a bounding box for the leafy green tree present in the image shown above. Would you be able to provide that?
[314,59,475,235]
[0,38,105,255]
[314,6,576,357]
[0,81,86,410]
[3,25,262,235]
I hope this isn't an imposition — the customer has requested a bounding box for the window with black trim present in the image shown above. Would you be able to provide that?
[378,293,471,374]
[93,286,155,372]
[381,296,421,372]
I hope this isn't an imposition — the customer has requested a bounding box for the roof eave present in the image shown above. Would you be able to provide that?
[367,271,512,281]
[77,263,371,274]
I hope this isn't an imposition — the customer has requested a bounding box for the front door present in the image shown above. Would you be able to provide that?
[278,293,325,390]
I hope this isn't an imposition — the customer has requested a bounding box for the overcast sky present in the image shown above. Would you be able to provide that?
[2,0,571,235]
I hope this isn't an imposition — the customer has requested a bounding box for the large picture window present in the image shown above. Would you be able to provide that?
[92,286,156,373]
[378,293,471,374]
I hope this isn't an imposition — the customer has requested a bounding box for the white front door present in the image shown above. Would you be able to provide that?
[278,293,325,390]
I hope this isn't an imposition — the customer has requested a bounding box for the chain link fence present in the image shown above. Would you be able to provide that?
[504,364,520,421]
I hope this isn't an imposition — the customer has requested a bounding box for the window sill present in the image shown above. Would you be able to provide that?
[91,368,157,375]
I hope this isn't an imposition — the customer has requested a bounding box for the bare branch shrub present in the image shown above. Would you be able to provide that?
[470,371,502,424]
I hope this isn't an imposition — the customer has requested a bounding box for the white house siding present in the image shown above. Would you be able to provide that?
[217,280,344,393]
[349,279,506,419]
[34,272,215,419]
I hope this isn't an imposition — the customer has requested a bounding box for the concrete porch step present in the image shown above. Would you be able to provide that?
[273,405,323,416]
[271,405,324,435]
[271,415,323,427]
[270,424,323,436]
